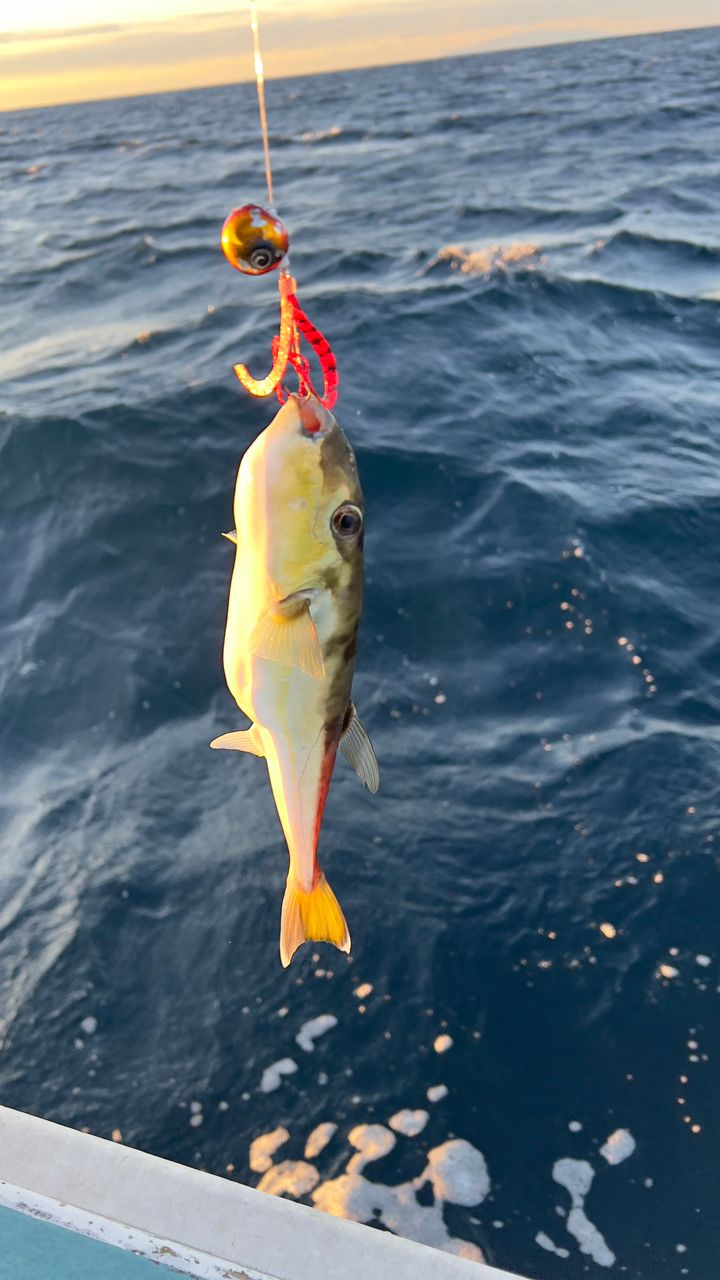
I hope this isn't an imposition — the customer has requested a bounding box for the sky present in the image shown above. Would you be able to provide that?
[0,1,718,112]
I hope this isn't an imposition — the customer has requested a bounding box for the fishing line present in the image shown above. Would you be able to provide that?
[249,0,274,208]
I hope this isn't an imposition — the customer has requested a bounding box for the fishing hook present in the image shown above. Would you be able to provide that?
[233,271,296,397]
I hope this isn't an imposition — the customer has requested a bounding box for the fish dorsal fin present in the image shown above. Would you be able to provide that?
[250,597,325,680]
[221,529,238,545]
[339,702,379,793]
[209,725,264,756]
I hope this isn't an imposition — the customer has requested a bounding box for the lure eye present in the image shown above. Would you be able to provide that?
[248,241,276,271]
[331,503,363,539]
[221,204,289,275]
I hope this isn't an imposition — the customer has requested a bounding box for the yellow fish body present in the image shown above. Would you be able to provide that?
[212,393,378,966]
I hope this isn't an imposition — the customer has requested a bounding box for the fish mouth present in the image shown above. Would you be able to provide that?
[290,392,336,439]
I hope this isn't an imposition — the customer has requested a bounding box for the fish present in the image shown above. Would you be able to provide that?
[211,392,379,966]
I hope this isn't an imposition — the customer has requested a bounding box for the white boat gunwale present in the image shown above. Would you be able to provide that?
[0,1104,531,1280]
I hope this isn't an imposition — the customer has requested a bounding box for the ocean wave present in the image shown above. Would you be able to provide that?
[298,125,344,143]
[586,228,720,264]
[427,235,720,308]
[456,200,627,226]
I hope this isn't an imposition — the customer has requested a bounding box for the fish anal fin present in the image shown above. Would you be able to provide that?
[222,529,238,545]
[280,872,350,967]
[209,725,264,756]
[339,702,379,793]
[250,598,325,680]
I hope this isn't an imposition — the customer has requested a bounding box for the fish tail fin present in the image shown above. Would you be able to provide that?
[280,871,350,968]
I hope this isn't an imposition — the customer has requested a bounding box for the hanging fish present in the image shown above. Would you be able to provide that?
[211,392,379,966]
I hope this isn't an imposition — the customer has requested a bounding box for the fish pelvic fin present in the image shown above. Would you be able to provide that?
[250,597,325,680]
[280,871,350,968]
[221,529,238,545]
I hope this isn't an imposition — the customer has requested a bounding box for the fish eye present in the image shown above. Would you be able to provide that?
[331,503,363,538]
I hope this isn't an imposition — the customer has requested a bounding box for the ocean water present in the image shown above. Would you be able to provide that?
[1,24,720,1278]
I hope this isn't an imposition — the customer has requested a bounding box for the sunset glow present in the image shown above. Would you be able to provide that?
[1,2,718,112]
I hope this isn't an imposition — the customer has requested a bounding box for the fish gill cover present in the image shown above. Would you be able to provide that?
[1,24,720,1279]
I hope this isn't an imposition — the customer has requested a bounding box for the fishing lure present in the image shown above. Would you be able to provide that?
[221,203,339,409]
[217,5,338,409]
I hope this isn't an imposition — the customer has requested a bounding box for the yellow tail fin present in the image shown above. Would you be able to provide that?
[280,872,350,968]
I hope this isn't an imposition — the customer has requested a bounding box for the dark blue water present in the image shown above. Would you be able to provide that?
[2,25,720,1279]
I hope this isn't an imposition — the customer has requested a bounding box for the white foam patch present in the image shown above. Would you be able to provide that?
[257,1160,320,1197]
[346,1124,396,1173]
[389,1109,429,1137]
[80,1016,98,1035]
[427,1084,448,1103]
[312,1133,488,1261]
[295,1014,338,1052]
[259,1057,298,1092]
[536,1231,570,1258]
[435,242,541,276]
[304,1122,338,1159]
[249,1127,289,1173]
[568,1121,582,1132]
[250,1108,490,1263]
[600,1128,636,1166]
[553,1158,593,1202]
[553,1158,615,1267]
[433,1034,453,1054]
[300,126,343,143]
[423,1140,490,1207]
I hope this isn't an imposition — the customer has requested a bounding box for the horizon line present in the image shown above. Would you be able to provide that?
[2,19,717,116]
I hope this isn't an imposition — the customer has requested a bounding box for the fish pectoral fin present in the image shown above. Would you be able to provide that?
[249,598,325,680]
[339,702,380,793]
[209,725,264,756]
[221,529,238,545]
